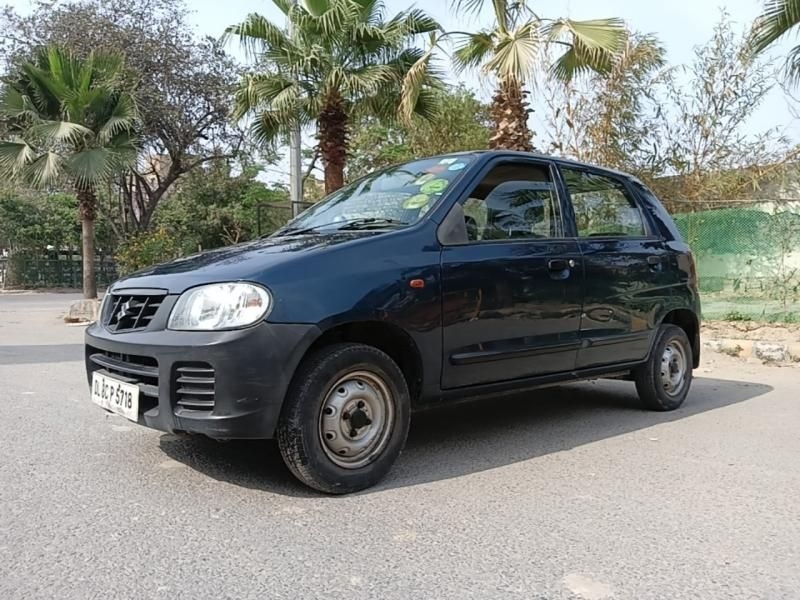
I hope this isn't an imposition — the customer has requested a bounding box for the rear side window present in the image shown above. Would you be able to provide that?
[561,168,647,237]
[461,163,562,241]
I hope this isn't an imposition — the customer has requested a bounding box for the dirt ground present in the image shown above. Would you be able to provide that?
[702,320,800,342]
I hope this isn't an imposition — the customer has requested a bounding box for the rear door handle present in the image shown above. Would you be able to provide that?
[548,259,569,271]
[647,255,662,268]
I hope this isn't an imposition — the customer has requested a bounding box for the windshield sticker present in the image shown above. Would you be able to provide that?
[424,164,447,174]
[438,157,458,165]
[403,193,430,209]
[414,173,436,185]
[420,178,449,194]
[418,204,431,217]
[448,162,466,171]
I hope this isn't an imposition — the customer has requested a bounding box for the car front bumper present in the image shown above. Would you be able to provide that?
[85,320,319,439]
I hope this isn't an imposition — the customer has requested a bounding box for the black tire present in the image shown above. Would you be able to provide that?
[276,343,410,494]
[634,324,693,411]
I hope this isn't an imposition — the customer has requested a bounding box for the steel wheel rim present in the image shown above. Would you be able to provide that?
[318,370,394,469]
[660,340,688,396]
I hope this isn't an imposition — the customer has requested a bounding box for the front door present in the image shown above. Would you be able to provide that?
[440,159,583,389]
[559,166,673,368]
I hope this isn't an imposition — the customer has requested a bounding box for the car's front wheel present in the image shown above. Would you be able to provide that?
[634,324,693,411]
[276,343,410,494]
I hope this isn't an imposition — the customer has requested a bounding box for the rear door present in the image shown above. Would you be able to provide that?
[439,158,583,389]
[558,165,672,369]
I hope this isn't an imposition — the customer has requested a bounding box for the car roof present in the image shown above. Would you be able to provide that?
[445,150,639,182]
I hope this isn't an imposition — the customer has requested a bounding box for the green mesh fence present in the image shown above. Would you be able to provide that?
[672,202,800,322]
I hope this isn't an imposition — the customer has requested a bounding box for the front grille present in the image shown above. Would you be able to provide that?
[88,347,159,414]
[104,292,165,332]
[174,363,215,411]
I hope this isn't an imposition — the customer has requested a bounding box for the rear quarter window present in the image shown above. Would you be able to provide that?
[561,168,649,238]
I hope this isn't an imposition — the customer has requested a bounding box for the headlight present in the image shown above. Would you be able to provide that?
[168,283,272,331]
[97,289,112,321]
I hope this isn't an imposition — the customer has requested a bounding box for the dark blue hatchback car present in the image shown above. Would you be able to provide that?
[86,151,701,493]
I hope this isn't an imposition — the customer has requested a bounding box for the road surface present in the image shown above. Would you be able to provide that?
[1,293,798,599]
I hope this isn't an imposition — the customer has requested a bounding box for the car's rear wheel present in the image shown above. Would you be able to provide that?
[276,343,410,494]
[634,324,693,411]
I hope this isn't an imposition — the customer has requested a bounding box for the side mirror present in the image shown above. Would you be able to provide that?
[437,203,469,246]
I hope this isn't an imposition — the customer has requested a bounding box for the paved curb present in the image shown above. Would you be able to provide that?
[63,298,101,323]
[703,338,800,364]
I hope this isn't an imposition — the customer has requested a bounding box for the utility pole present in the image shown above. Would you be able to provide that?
[288,0,303,217]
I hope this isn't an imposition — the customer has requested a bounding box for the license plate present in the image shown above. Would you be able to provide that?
[91,372,139,422]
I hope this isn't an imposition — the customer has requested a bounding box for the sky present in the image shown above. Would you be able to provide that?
[7,0,799,167]
[189,0,797,137]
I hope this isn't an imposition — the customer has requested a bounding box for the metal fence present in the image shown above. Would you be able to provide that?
[0,255,118,290]
[672,199,800,322]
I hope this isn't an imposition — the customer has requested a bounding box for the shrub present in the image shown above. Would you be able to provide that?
[115,228,182,275]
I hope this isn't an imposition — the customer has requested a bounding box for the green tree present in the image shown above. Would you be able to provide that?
[752,0,800,84]
[226,0,442,193]
[155,160,289,254]
[653,15,794,211]
[0,192,80,252]
[1,0,243,234]
[0,47,138,298]
[542,33,668,173]
[347,85,491,178]
[443,0,625,151]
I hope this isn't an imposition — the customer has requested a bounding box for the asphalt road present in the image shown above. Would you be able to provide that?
[1,293,799,600]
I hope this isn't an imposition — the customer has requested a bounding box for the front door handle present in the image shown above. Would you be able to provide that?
[548,259,569,271]
[647,255,663,269]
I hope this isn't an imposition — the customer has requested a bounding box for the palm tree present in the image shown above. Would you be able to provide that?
[226,0,442,193]
[752,0,800,84]
[0,47,138,299]
[444,0,625,151]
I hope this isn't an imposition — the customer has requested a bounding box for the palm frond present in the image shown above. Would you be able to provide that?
[486,20,541,83]
[272,0,295,16]
[233,73,297,120]
[785,43,800,86]
[249,110,285,146]
[752,0,800,54]
[0,141,37,176]
[96,94,139,145]
[452,0,512,32]
[26,151,64,187]
[451,0,491,16]
[28,120,93,145]
[302,0,331,17]
[545,18,626,81]
[340,63,396,95]
[399,33,444,124]
[453,31,495,73]
[224,14,293,60]
[385,8,440,37]
[66,148,116,188]
[0,87,40,122]
[410,86,440,121]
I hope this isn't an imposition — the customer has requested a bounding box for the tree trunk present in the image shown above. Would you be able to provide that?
[77,187,98,299]
[489,78,534,152]
[318,89,348,194]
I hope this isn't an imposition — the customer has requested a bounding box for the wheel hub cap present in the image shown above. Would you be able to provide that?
[660,340,687,396]
[318,371,394,469]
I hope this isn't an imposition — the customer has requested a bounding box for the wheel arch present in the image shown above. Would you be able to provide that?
[294,320,424,406]
[660,308,700,368]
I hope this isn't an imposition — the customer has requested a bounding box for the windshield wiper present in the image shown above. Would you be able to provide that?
[334,217,409,230]
[275,217,408,236]
[272,224,321,237]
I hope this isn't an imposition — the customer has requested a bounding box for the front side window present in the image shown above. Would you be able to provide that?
[277,154,477,234]
[461,163,562,242]
[561,168,647,237]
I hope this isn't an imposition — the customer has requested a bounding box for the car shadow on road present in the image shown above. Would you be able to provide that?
[158,375,772,497]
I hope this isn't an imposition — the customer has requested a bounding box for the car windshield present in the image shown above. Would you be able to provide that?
[276,154,477,235]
